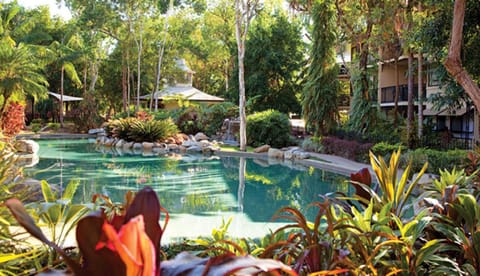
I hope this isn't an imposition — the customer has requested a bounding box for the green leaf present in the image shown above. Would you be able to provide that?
[62,180,80,202]
[41,180,56,203]
[415,239,445,267]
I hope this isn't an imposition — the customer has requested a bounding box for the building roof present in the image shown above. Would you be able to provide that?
[140,85,224,102]
[48,92,83,102]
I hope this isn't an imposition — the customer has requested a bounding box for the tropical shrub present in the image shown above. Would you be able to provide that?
[201,102,238,137]
[30,180,90,249]
[105,117,178,142]
[47,122,60,131]
[174,105,203,135]
[30,123,42,133]
[126,119,179,142]
[371,142,406,160]
[1,101,25,137]
[6,186,297,275]
[321,136,373,162]
[301,136,323,153]
[69,92,104,132]
[0,144,42,274]
[246,110,292,148]
[403,148,467,173]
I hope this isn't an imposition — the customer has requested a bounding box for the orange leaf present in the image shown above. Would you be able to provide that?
[100,215,156,276]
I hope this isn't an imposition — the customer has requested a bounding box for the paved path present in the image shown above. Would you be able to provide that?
[296,152,372,176]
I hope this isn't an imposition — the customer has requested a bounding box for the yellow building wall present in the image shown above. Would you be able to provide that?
[378,61,409,88]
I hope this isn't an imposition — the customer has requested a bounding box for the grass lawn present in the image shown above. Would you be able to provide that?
[219,144,255,152]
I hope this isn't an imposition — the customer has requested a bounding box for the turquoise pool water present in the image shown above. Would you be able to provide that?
[26,139,350,242]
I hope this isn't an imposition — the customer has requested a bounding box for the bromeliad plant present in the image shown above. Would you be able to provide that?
[6,186,297,275]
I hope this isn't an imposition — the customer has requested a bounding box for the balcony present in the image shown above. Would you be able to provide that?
[380,84,426,104]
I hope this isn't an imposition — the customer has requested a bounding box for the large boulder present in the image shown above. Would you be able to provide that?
[268,148,284,159]
[88,128,105,135]
[254,145,270,153]
[115,139,125,148]
[194,132,209,141]
[142,142,154,150]
[14,140,39,154]
[186,145,203,153]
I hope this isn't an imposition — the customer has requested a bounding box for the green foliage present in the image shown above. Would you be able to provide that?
[246,110,292,148]
[170,103,238,136]
[301,136,323,153]
[369,150,428,218]
[228,12,305,114]
[371,142,406,160]
[47,122,60,131]
[0,41,48,119]
[127,118,179,142]
[31,180,90,249]
[6,186,295,275]
[30,123,42,133]
[302,0,339,136]
[403,148,467,174]
[201,102,238,136]
[347,66,381,135]
[106,117,179,142]
[0,143,42,274]
[70,92,104,132]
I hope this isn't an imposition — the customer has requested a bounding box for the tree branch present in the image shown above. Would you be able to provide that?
[444,0,480,112]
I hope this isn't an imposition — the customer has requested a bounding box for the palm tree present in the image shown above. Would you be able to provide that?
[0,42,48,121]
[48,27,82,128]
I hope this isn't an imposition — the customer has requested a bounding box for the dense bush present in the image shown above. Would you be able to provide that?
[371,142,406,160]
[301,136,323,153]
[246,110,292,148]
[201,102,238,136]
[401,148,467,173]
[172,103,238,136]
[70,92,104,132]
[105,117,178,142]
[1,102,25,137]
[321,136,373,162]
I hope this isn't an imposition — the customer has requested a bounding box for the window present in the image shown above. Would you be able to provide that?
[428,64,441,87]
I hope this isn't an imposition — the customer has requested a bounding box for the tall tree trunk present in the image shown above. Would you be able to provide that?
[60,65,64,128]
[235,0,248,151]
[122,52,127,113]
[135,25,143,112]
[151,0,172,112]
[407,51,415,148]
[444,0,480,112]
[89,59,99,93]
[393,57,399,127]
[238,157,246,212]
[83,65,87,96]
[417,53,424,139]
[127,52,131,117]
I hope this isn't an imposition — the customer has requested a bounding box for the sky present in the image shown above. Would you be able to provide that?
[14,0,72,19]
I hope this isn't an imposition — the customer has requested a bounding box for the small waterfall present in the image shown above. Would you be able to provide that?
[220,118,240,146]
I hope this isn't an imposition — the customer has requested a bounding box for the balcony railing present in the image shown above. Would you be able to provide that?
[380,84,426,103]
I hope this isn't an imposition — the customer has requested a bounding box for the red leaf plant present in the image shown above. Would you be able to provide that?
[350,167,373,204]
[1,101,25,137]
[6,186,297,276]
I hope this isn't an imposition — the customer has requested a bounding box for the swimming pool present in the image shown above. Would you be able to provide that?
[25,139,350,242]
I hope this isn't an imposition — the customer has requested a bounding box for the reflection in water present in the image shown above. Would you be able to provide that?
[26,139,351,240]
[238,157,246,212]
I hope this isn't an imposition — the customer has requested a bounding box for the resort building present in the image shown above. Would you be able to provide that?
[140,59,224,110]
[376,55,478,147]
